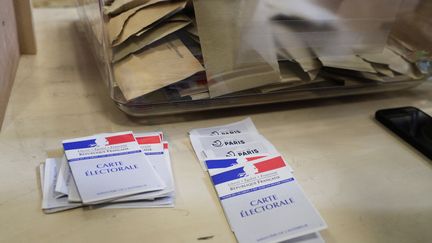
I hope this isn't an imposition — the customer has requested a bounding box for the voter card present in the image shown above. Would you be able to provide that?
[135,132,164,153]
[113,140,175,202]
[209,156,326,243]
[283,232,324,243]
[203,140,278,159]
[54,155,70,197]
[67,173,82,202]
[62,132,165,204]
[41,158,81,213]
[190,133,267,162]
[96,196,174,209]
[55,155,82,203]
[189,117,259,137]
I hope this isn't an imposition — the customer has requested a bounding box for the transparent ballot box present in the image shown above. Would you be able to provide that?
[76,0,432,116]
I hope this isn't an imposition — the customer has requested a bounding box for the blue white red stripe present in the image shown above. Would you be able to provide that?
[63,134,135,150]
[211,156,286,185]
[206,156,266,169]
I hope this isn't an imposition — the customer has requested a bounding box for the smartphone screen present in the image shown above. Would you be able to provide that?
[375,106,432,160]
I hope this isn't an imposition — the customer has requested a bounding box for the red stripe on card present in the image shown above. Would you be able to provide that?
[254,156,286,173]
[106,134,136,145]
[245,156,266,161]
[136,136,161,145]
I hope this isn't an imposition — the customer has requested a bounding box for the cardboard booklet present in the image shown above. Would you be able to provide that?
[207,156,326,243]
[62,132,165,204]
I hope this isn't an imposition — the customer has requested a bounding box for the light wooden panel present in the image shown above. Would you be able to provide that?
[0,0,20,128]
[14,0,37,54]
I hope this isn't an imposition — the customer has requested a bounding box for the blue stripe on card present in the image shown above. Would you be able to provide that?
[205,158,238,169]
[144,152,164,155]
[211,167,246,185]
[219,178,295,200]
[67,150,142,162]
[63,139,96,150]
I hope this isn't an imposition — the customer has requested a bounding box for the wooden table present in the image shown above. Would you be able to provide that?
[1,8,431,243]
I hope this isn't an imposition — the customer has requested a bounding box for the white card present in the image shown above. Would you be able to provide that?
[112,140,175,202]
[189,118,259,137]
[282,232,324,243]
[135,132,164,153]
[96,196,174,209]
[67,173,82,202]
[203,140,278,159]
[208,156,326,243]
[190,133,268,162]
[62,132,165,204]
[41,158,81,213]
[54,155,70,196]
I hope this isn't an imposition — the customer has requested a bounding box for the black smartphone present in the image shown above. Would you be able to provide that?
[375,107,432,160]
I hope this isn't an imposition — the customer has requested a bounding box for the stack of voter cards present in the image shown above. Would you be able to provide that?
[39,131,175,214]
[189,118,327,243]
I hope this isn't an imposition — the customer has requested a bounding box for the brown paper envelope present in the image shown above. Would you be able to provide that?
[371,63,394,77]
[360,48,423,79]
[135,14,190,36]
[107,0,168,43]
[189,92,210,100]
[113,16,191,62]
[112,1,187,46]
[320,55,377,73]
[105,0,151,16]
[193,0,280,98]
[113,38,204,101]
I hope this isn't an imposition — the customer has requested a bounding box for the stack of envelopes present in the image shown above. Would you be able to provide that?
[105,0,205,101]
[189,118,327,243]
[39,131,175,213]
[101,0,430,103]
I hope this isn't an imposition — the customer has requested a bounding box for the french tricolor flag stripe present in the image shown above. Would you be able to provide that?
[106,134,136,145]
[136,135,161,145]
[254,156,285,173]
[206,158,238,169]
[63,139,95,151]
[206,156,267,169]
[211,156,286,185]
[246,155,266,161]
[211,167,245,185]
[63,134,136,150]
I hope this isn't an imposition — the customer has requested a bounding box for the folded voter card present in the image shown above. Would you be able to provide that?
[190,133,268,162]
[56,132,164,198]
[68,174,81,202]
[54,155,71,197]
[203,140,278,159]
[189,117,259,137]
[135,132,164,152]
[207,156,326,243]
[41,158,81,213]
[282,233,324,243]
[57,133,112,199]
[62,132,165,204]
[113,139,175,202]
